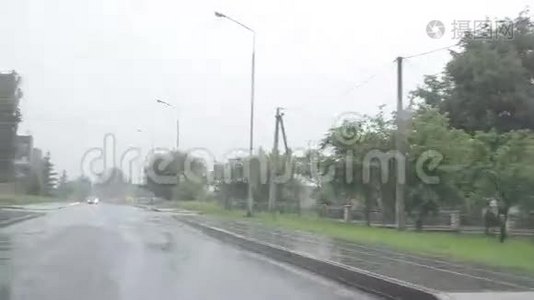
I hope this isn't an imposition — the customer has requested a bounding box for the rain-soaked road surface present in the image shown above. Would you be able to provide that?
[189,217,534,292]
[0,203,378,300]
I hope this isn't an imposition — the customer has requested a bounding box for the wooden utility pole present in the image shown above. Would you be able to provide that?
[268,108,281,212]
[395,56,406,230]
[268,108,290,213]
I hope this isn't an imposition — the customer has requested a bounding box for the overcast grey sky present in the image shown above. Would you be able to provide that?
[0,0,531,181]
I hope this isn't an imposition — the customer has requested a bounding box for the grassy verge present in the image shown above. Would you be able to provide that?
[176,201,534,274]
[0,194,58,206]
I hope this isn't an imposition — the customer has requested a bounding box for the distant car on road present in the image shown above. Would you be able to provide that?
[86,197,99,204]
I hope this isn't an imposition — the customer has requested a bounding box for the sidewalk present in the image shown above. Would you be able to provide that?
[0,202,79,227]
[0,209,32,222]
[0,209,43,227]
[0,201,80,211]
[180,215,534,295]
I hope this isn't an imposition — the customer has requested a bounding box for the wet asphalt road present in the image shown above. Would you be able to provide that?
[0,203,377,300]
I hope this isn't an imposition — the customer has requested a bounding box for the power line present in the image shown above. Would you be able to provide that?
[403,43,460,60]
[346,73,380,92]
[404,59,446,78]
[342,61,394,96]
[343,43,459,96]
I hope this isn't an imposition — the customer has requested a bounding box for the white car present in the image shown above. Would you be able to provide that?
[86,197,100,204]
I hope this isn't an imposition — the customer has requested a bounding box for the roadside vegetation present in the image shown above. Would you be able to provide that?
[146,11,534,233]
[0,194,57,205]
[121,11,534,274]
[141,11,534,272]
[176,201,534,274]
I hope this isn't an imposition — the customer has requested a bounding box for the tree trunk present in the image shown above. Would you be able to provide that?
[416,207,428,231]
[364,193,372,227]
[483,208,490,235]
[499,218,507,242]
[415,214,424,231]
[365,206,371,226]
[224,196,231,210]
[375,186,386,225]
[499,208,509,243]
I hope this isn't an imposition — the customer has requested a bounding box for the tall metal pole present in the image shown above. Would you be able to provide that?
[395,57,406,230]
[176,116,180,150]
[246,33,256,217]
[215,11,256,217]
[156,99,179,150]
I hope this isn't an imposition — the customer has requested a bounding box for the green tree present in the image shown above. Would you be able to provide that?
[321,107,396,225]
[411,11,534,133]
[261,152,306,214]
[143,151,207,200]
[212,149,306,214]
[41,152,57,196]
[94,167,127,199]
[173,179,207,201]
[144,154,176,200]
[72,176,92,201]
[406,107,474,229]
[56,170,74,199]
[214,158,248,209]
[468,130,534,241]
[26,170,42,195]
[320,106,480,228]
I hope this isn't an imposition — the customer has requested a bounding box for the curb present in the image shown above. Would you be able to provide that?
[0,212,44,228]
[180,218,441,300]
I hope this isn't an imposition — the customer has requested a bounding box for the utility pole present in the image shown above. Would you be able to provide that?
[395,56,406,230]
[268,108,281,212]
[279,113,289,154]
[268,108,290,213]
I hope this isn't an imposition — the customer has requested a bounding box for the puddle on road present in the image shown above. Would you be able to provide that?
[144,231,176,252]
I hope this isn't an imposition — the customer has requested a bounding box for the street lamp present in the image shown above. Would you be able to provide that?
[156,99,180,150]
[215,11,256,217]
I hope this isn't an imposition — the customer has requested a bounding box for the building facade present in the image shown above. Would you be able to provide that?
[0,71,22,183]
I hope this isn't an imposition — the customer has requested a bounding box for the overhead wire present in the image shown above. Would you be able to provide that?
[341,61,394,96]
[342,43,460,97]
[403,43,460,60]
